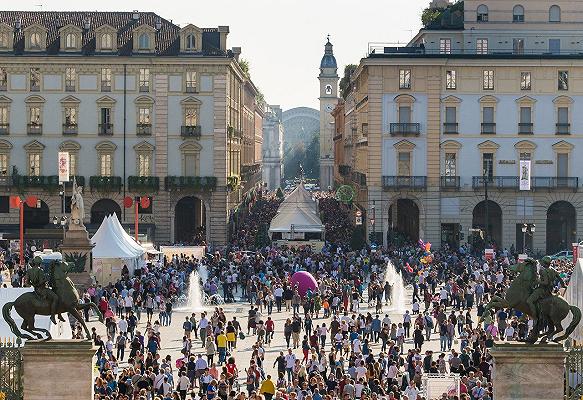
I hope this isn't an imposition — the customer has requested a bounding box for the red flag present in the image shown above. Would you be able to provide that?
[25,196,38,208]
[9,196,21,209]
[123,196,133,208]
[140,196,151,209]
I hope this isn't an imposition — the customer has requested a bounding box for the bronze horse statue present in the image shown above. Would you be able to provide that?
[482,259,581,343]
[2,261,103,340]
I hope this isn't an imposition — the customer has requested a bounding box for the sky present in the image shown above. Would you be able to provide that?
[4,0,428,110]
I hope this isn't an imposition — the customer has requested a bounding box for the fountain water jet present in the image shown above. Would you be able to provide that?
[383,260,407,314]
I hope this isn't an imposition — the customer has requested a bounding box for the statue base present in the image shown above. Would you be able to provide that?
[22,340,96,400]
[490,342,567,400]
[60,228,94,291]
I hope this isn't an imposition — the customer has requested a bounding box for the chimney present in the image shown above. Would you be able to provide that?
[232,47,241,61]
[218,26,229,52]
[132,10,140,21]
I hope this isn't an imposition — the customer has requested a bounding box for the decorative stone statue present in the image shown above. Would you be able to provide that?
[481,258,581,343]
[70,177,85,227]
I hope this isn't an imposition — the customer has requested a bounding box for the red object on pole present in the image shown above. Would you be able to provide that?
[140,196,150,209]
[134,201,139,242]
[19,200,24,266]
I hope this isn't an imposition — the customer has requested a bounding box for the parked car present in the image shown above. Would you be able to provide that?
[549,250,573,260]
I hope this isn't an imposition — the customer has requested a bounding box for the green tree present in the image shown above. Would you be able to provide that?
[339,64,357,99]
[238,58,250,78]
[276,187,284,199]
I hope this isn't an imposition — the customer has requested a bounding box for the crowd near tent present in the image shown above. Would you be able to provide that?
[91,214,145,283]
[269,183,324,241]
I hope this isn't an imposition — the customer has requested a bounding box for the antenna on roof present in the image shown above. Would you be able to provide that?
[35,4,43,10]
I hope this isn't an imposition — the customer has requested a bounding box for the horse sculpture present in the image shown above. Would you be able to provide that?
[2,260,103,340]
[482,258,581,343]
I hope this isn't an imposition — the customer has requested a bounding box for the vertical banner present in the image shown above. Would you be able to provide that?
[58,151,70,183]
[573,243,579,261]
[519,160,531,191]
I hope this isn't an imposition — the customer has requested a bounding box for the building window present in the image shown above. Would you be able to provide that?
[440,38,451,54]
[138,153,151,176]
[65,33,76,49]
[185,107,198,126]
[482,106,495,134]
[477,4,489,22]
[100,153,112,176]
[399,69,411,89]
[28,153,40,176]
[69,153,77,175]
[186,71,197,92]
[138,33,150,50]
[477,39,488,55]
[30,32,41,49]
[557,107,569,134]
[513,5,525,22]
[64,107,77,125]
[101,68,112,91]
[549,5,561,22]
[444,107,457,133]
[362,123,368,137]
[520,152,531,161]
[446,70,456,89]
[558,71,568,90]
[0,153,7,175]
[30,68,40,91]
[398,106,411,124]
[521,72,531,90]
[0,106,8,134]
[513,38,524,55]
[483,153,494,179]
[549,39,561,55]
[519,106,532,134]
[186,34,196,50]
[0,32,8,49]
[65,67,76,91]
[139,68,150,92]
[29,106,41,125]
[397,152,411,177]
[0,67,6,91]
[557,153,568,177]
[483,70,494,90]
[99,108,112,135]
[445,153,457,176]
[101,33,113,50]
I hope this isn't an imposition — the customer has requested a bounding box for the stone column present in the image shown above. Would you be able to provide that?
[22,340,96,400]
[490,342,567,400]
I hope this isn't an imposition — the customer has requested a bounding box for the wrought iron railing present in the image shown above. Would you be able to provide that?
[0,123,8,135]
[62,123,78,135]
[136,123,152,136]
[472,176,518,190]
[532,176,578,192]
[556,123,571,135]
[440,176,460,189]
[181,125,202,138]
[89,176,122,192]
[339,165,352,176]
[98,123,113,135]
[27,123,42,135]
[481,123,496,134]
[164,176,217,191]
[128,176,159,192]
[382,176,427,190]
[518,122,533,134]
[390,123,421,136]
[443,123,458,134]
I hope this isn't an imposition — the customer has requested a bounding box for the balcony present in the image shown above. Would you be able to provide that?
[181,125,202,139]
[0,175,11,186]
[164,176,217,191]
[27,123,42,135]
[128,176,159,192]
[98,123,113,136]
[518,123,533,134]
[472,176,518,190]
[62,123,78,135]
[383,176,427,191]
[339,165,352,177]
[532,177,578,192]
[481,123,496,134]
[0,123,8,135]
[136,123,152,136]
[440,176,460,190]
[13,175,60,189]
[390,123,421,136]
[352,171,367,186]
[556,123,570,135]
[89,176,122,192]
[186,85,198,93]
[101,84,111,92]
[443,123,458,134]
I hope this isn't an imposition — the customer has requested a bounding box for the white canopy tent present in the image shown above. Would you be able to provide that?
[564,258,583,343]
[269,183,324,240]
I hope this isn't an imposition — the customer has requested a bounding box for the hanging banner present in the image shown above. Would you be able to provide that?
[519,160,531,191]
[58,152,70,183]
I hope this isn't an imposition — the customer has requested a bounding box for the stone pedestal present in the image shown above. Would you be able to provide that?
[59,228,94,291]
[490,342,567,400]
[22,340,96,400]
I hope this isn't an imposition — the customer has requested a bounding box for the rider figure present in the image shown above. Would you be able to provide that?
[25,257,62,324]
[526,257,565,323]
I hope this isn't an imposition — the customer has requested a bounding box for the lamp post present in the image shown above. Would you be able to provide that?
[371,200,376,245]
[483,168,489,246]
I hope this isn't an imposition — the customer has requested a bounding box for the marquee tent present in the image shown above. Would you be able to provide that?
[564,258,583,343]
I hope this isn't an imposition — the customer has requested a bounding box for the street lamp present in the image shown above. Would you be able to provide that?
[371,201,376,245]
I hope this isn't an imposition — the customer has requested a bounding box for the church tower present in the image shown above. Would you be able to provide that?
[318,37,339,190]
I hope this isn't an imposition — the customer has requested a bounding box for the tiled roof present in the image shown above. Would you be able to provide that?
[0,11,228,57]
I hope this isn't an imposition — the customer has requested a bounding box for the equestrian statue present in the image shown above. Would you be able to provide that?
[2,256,103,340]
[481,257,581,343]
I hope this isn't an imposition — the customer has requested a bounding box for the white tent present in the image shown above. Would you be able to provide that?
[564,258,583,342]
[269,183,324,239]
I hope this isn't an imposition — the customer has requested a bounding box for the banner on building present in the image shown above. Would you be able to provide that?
[573,243,579,261]
[58,152,70,183]
[519,160,531,191]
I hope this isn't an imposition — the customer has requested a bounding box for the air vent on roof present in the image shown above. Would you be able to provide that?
[132,10,140,21]
[14,17,21,31]
[83,18,91,30]
[155,17,162,31]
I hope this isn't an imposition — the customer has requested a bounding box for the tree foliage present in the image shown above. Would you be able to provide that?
[275,187,284,199]
[238,58,250,78]
[339,64,357,99]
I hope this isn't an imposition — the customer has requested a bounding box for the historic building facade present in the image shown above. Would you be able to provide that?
[0,11,263,246]
[319,38,339,191]
[262,105,284,190]
[347,0,583,254]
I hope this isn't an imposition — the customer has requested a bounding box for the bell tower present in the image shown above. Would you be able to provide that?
[318,36,339,190]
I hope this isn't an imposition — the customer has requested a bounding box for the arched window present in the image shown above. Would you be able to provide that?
[101,33,113,50]
[30,32,41,48]
[513,5,525,22]
[65,33,76,49]
[0,32,8,48]
[325,84,332,95]
[138,33,150,50]
[477,4,489,22]
[549,5,561,22]
[186,34,196,50]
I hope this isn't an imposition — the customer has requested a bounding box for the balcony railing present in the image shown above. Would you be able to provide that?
[136,123,152,136]
[0,175,11,186]
[164,176,218,191]
[13,175,59,189]
[0,123,8,135]
[181,125,202,138]
[518,123,533,134]
[89,176,122,192]
[532,177,578,192]
[443,123,458,134]
[62,123,78,135]
[0,83,6,91]
[339,165,352,177]
[101,84,111,92]
[383,176,427,190]
[128,176,159,192]
[27,123,42,135]
[352,171,367,186]
[556,123,570,135]
[481,123,496,134]
[390,123,421,136]
[472,176,519,190]
[98,123,113,135]
[440,176,460,190]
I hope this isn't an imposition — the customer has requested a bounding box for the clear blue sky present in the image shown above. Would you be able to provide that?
[4,0,427,110]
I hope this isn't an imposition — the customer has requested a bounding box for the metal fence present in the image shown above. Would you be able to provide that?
[0,340,23,400]
[566,345,583,400]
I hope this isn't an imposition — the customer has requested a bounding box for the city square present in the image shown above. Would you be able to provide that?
[0,1,582,399]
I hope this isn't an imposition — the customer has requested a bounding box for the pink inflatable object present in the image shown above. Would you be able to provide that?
[291,271,318,297]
